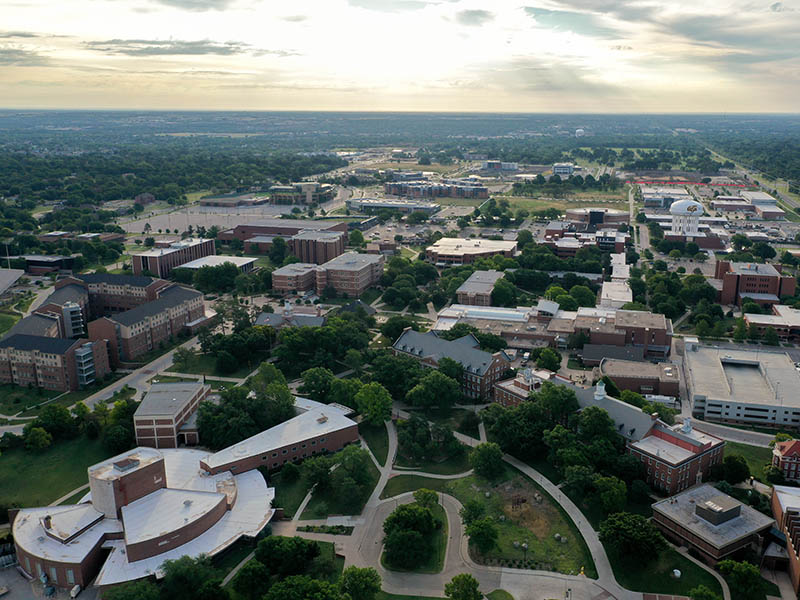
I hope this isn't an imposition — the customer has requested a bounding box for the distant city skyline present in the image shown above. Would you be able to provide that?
[1,0,799,112]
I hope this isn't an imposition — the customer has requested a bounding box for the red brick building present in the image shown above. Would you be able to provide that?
[597,358,680,397]
[714,261,796,307]
[131,238,216,277]
[493,368,546,407]
[772,486,800,594]
[134,382,211,448]
[772,440,800,483]
[271,252,385,297]
[218,219,347,243]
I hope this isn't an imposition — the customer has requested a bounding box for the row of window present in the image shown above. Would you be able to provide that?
[24,557,75,586]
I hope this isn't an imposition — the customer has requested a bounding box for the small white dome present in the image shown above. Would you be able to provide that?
[670,199,704,216]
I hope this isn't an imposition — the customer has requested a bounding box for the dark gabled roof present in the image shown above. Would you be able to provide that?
[0,333,78,354]
[4,314,60,339]
[254,312,326,328]
[339,300,377,315]
[392,329,499,376]
[78,273,155,287]
[111,285,201,327]
[42,284,87,307]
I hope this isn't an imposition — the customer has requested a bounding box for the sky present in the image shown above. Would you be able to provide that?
[0,0,799,112]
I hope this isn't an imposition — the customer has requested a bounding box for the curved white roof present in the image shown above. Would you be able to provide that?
[670,198,704,215]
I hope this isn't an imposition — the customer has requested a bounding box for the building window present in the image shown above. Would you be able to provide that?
[50,567,58,584]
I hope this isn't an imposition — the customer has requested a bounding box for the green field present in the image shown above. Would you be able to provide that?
[359,422,389,466]
[0,311,21,336]
[0,383,62,416]
[382,502,447,574]
[173,352,266,379]
[394,447,471,475]
[725,441,773,482]
[0,436,113,518]
[269,469,312,519]
[301,458,381,519]
[486,591,514,600]
[408,408,481,439]
[504,196,626,213]
[609,547,723,598]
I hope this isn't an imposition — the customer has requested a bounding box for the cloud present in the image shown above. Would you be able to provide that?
[455,9,494,26]
[0,46,49,66]
[524,6,617,37]
[139,0,234,10]
[0,31,41,39]
[282,15,309,22]
[84,39,299,57]
[770,2,794,12]
[348,0,430,11]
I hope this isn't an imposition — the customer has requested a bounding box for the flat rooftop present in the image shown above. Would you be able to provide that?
[89,447,164,481]
[272,262,318,277]
[456,270,505,295]
[132,238,211,257]
[746,305,800,328]
[179,255,257,270]
[322,251,383,270]
[599,359,679,383]
[652,484,773,549]
[136,382,207,418]
[685,345,800,407]
[631,423,723,465]
[291,230,345,241]
[601,281,632,303]
[121,488,224,545]
[729,262,781,277]
[427,238,517,254]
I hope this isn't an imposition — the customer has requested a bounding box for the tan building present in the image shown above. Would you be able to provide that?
[134,382,211,448]
[426,238,517,266]
[131,238,216,277]
[272,252,384,298]
[456,270,505,306]
[269,182,334,205]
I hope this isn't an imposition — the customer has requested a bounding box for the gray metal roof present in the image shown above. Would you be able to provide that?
[582,344,645,362]
[254,312,326,328]
[111,285,201,327]
[393,329,499,376]
[0,334,79,354]
[42,284,87,307]
[456,270,505,295]
[574,382,656,442]
[4,314,60,338]
[0,268,24,295]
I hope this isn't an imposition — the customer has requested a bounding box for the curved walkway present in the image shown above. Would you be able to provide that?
[388,469,473,479]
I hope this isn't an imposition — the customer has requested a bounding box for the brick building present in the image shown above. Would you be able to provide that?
[493,368,548,407]
[131,238,216,277]
[652,484,773,565]
[271,252,384,297]
[426,238,517,266]
[0,335,110,392]
[714,261,796,307]
[772,440,800,483]
[289,230,347,264]
[134,382,211,448]
[66,273,173,316]
[597,358,680,397]
[629,420,725,494]
[88,285,206,366]
[218,218,347,243]
[456,270,504,306]
[271,263,318,294]
[392,329,510,400]
[771,486,800,594]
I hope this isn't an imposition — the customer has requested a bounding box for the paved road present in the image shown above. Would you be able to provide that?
[691,420,774,447]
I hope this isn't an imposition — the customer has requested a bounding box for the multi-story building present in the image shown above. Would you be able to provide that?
[88,286,206,366]
[482,161,518,171]
[744,304,800,342]
[597,358,680,397]
[652,484,773,565]
[741,190,778,205]
[134,382,211,448]
[289,230,347,264]
[426,238,517,266]
[384,180,488,199]
[564,207,629,226]
[456,270,505,306]
[392,329,510,400]
[493,368,548,407]
[599,281,633,308]
[629,419,725,494]
[771,486,800,594]
[346,198,440,215]
[686,342,800,428]
[219,218,347,242]
[552,163,574,176]
[714,261,796,307]
[64,273,173,316]
[177,255,257,273]
[315,252,384,297]
[640,186,692,209]
[0,335,110,392]
[269,182,335,205]
[131,238,216,278]
[271,263,318,294]
[772,440,800,483]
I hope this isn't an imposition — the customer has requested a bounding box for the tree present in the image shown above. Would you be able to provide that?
[733,318,747,342]
[770,432,793,447]
[747,321,761,342]
[717,560,763,600]
[764,326,780,346]
[254,536,320,579]
[102,580,160,600]
[598,512,665,559]
[469,442,504,479]
[438,356,464,383]
[102,424,132,454]
[301,455,333,490]
[25,426,53,451]
[383,529,427,569]
[160,555,227,600]
[563,465,595,496]
[569,285,596,307]
[349,229,365,246]
[465,517,498,554]
[264,575,343,600]
[299,367,336,403]
[355,382,393,425]
[380,315,417,341]
[173,346,196,371]
[413,488,439,510]
[344,348,363,375]
[444,573,482,600]
[491,278,517,307]
[406,370,461,412]
[536,347,561,371]
[383,503,435,536]
[269,236,288,264]
[594,475,627,514]
[689,585,722,600]
[459,499,485,526]
[339,566,381,600]
[232,560,271,600]
[723,454,750,484]
[763,464,786,484]
[215,350,238,375]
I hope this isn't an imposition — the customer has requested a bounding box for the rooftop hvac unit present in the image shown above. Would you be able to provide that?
[317,414,328,424]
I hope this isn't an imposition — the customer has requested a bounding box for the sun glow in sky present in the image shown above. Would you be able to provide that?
[1,0,799,111]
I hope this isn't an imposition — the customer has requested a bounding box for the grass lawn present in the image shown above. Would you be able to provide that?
[0,310,21,336]
[504,196,626,213]
[375,592,441,600]
[487,591,514,600]
[359,422,389,466]
[566,358,591,371]
[609,547,722,598]
[14,294,35,313]
[174,352,267,379]
[269,470,312,519]
[130,336,190,365]
[380,466,596,577]
[409,408,481,439]
[0,436,113,518]
[17,376,130,418]
[318,540,345,582]
[212,537,255,578]
[370,334,393,350]
[58,488,89,505]
[360,288,381,305]
[301,458,381,519]
[0,383,62,416]
[382,502,447,574]
[395,448,471,475]
[725,441,773,482]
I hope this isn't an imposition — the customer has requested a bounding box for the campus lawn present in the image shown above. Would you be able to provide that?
[173,352,266,379]
[382,502,447,574]
[17,378,132,419]
[360,288,381,305]
[213,537,255,578]
[394,447,471,476]
[725,441,773,482]
[359,422,389,466]
[0,383,61,416]
[269,470,312,519]
[0,436,113,518]
[486,591,514,600]
[609,547,723,598]
[375,593,441,600]
[409,407,481,439]
[0,310,20,336]
[300,458,381,519]
[58,488,90,506]
[370,334,393,350]
[380,466,596,578]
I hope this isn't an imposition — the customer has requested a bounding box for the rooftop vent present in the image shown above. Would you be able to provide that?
[113,457,140,472]
[317,414,329,424]
[183,500,193,507]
